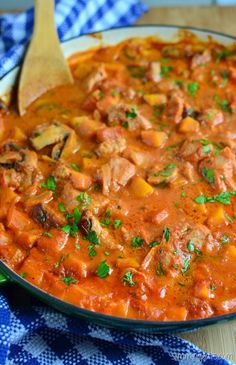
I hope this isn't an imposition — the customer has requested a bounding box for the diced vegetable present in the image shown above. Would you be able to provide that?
[129,176,153,198]
[179,117,200,133]
[141,130,167,147]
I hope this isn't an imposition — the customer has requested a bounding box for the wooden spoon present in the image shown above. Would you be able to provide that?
[18,0,73,115]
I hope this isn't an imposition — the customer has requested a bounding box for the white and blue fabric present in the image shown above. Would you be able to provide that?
[0,1,235,364]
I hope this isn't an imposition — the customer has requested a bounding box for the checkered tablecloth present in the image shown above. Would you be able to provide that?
[0,1,235,364]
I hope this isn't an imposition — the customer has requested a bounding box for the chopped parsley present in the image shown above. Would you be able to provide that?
[149,240,160,248]
[20,272,27,278]
[156,262,166,276]
[123,271,136,287]
[43,232,53,238]
[61,276,78,285]
[163,226,170,242]
[71,163,80,172]
[187,240,195,252]
[160,65,173,77]
[114,219,122,229]
[202,167,215,184]
[225,213,234,223]
[61,223,79,237]
[101,218,111,226]
[194,191,236,205]
[202,145,211,154]
[61,225,71,234]
[77,192,91,207]
[221,234,229,244]
[58,202,66,213]
[131,236,144,247]
[181,256,191,273]
[87,230,100,245]
[73,207,81,224]
[122,121,129,129]
[41,176,56,191]
[96,260,110,278]
[216,49,233,62]
[214,95,232,113]
[126,107,137,119]
[88,244,97,257]
[153,164,176,177]
[54,253,69,269]
[187,82,199,97]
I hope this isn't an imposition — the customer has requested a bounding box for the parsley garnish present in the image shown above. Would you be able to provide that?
[131,236,144,247]
[73,207,81,224]
[160,65,173,77]
[194,191,236,205]
[41,176,56,191]
[163,226,170,241]
[54,253,69,268]
[214,95,232,113]
[187,82,199,97]
[156,262,166,276]
[149,240,160,248]
[123,271,136,287]
[187,240,195,252]
[221,234,229,244]
[181,256,190,273]
[96,260,110,278]
[216,49,233,62]
[87,230,100,245]
[43,232,53,238]
[153,164,176,177]
[88,244,97,257]
[202,167,215,184]
[61,276,77,285]
[20,272,27,278]
[114,219,122,229]
[71,163,80,172]
[126,107,137,119]
[77,192,91,207]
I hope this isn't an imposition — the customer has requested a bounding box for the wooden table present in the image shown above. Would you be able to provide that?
[138,6,236,363]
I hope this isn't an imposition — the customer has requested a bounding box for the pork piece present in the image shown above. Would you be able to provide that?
[96,137,126,157]
[31,203,66,229]
[79,210,123,250]
[124,148,150,167]
[191,49,212,69]
[52,161,92,191]
[97,156,136,195]
[61,182,80,211]
[85,65,107,92]
[147,164,178,186]
[96,126,124,142]
[30,121,72,150]
[179,139,214,163]
[199,108,224,127]
[107,103,152,130]
[188,297,214,319]
[0,143,42,192]
[166,92,184,123]
[199,147,236,191]
[180,161,197,183]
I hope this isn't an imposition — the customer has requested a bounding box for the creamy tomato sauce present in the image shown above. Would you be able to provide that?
[0,34,236,321]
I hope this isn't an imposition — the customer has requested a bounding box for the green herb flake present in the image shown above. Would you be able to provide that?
[77,192,92,207]
[225,213,234,223]
[194,191,236,205]
[187,82,199,97]
[20,272,27,278]
[160,65,173,77]
[87,230,100,245]
[96,260,110,278]
[163,226,170,241]
[202,167,215,184]
[61,276,78,285]
[54,253,69,269]
[181,256,191,273]
[122,121,129,129]
[126,107,137,119]
[71,163,80,172]
[58,202,66,213]
[61,225,71,234]
[216,49,233,62]
[43,232,53,238]
[104,251,110,256]
[210,284,216,291]
[202,145,211,154]
[187,240,195,252]
[88,245,97,257]
[149,240,160,248]
[221,234,229,244]
[41,176,56,191]
[73,207,81,224]
[123,271,136,287]
[114,219,122,229]
[131,236,144,248]
[156,262,166,276]
[101,218,111,226]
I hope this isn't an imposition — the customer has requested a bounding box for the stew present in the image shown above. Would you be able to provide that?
[0,33,236,321]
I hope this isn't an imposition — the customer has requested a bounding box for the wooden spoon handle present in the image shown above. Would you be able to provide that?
[33,0,58,47]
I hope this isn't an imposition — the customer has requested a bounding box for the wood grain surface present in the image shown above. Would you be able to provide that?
[138,6,236,363]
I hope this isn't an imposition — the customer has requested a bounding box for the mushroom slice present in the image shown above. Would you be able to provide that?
[60,131,80,160]
[30,121,72,150]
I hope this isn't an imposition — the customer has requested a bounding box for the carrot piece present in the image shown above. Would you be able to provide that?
[7,206,33,231]
[70,170,92,190]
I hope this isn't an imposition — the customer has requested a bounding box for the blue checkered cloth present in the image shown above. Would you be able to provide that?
[0,1,235,365]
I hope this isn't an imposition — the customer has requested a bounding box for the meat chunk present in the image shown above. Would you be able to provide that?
[52,161,92,191]
[199,108,224,127]
[179,139,214,163]
[199,147,236,191]
[107,104,152,130]
[30,122,72,150]
[97,157,136,195]
[85,65,107,92]
[31,203,66,228]
[147,62,161,82]
[96,137,126,157]
[96,126,124,142]
[191,49,212,69]
[166,92,184,123]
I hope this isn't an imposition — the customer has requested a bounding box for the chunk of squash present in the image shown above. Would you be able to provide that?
[144,93,167,106]
[130,176,153,198]
[208,206,226,226]
[179,116,200,133]
[141,130,167,148]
